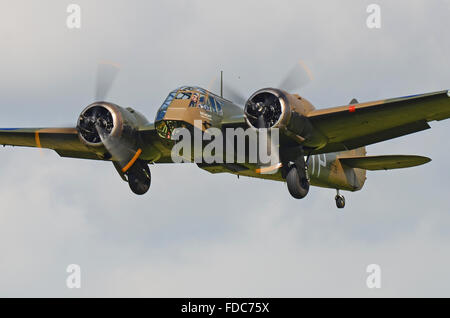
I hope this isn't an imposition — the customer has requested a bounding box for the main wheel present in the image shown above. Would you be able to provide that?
[335,194,345,209]
[286,166,310,199]
[127,160,151,195]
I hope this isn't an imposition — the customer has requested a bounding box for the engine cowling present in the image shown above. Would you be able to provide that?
[77,102,147,159]
[77,102,153,195]
[244,88,326,147]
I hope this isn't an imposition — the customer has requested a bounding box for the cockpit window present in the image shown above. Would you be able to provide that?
[208,96,217,113]
[198,95,208,110]
[155,90,176,121]
[156,120,185,139]
[175,91,192,99]
[215,100,223,115]
[189,93,199,107]
[156,87,225,122]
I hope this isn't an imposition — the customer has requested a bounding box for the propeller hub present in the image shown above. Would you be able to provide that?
[244,89,285,129]
[77,104,116,145]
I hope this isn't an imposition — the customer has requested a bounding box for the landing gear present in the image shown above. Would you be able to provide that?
[127,160,151,195]
[286,166,310,199]
[284,146,310,199]
[335,190,345,209]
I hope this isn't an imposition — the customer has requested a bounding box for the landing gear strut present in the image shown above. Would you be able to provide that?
[127,160,151,195]
[335,189,345,209]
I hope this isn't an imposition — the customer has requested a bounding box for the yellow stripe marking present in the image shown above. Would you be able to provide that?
[35,131,42,148]
[122,148,142,173]
[255,163,282,174]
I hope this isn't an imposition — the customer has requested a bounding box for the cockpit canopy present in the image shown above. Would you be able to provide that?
[155,86,224,121]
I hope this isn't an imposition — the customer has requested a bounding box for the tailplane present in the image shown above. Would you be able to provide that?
[339,154,431,170]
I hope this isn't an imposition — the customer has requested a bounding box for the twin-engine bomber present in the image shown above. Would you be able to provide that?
[1,65,449,208]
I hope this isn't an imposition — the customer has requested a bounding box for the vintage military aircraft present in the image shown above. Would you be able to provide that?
[0,63,449,208]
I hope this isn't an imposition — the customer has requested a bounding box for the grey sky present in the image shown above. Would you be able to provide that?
[0,0,449,297]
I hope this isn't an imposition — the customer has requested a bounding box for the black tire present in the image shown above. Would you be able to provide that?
[335,195,345,209]
[286,166,309,199]
[127,161,151,195]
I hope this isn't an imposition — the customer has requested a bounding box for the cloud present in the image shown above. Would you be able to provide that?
[0,0,449,297]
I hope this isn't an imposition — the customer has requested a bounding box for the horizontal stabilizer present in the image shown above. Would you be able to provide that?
[339,155,431,171]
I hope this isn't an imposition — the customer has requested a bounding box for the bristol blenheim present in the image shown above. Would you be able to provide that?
[1,63,449,208]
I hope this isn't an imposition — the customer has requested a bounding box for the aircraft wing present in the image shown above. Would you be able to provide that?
[0,127,101,159]
[307,90,450,154]
[0,124,168,162]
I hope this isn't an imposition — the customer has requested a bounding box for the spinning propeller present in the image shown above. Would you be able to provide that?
[77,61,143,174]
[223,61,314,174]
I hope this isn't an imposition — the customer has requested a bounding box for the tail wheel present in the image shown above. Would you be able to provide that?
[127,160,151,195]
[286,166,310,199]
[335,194,345,209]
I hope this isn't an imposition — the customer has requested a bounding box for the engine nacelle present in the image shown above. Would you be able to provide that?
[77,102,148,159]
[244,88,326,148]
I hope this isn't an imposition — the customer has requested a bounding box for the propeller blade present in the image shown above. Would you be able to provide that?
[244,111,258,120]
[95,61,120,101]
[257,114,266,128]
[223,84,247,105]
[95,123,136,168]
[278,60,313,92]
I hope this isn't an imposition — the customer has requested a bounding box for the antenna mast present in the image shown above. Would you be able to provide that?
[220,70,223,98]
